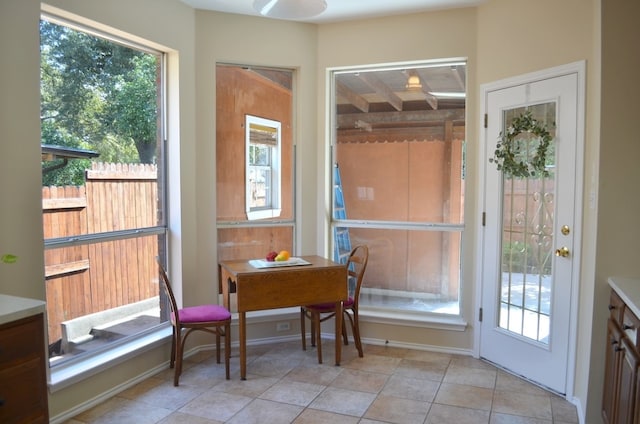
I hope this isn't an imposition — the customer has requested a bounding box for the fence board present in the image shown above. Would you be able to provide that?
[43,163,159,350]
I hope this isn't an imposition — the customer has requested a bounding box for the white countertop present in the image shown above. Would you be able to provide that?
[0,294,46,326]
[609,277,640,319]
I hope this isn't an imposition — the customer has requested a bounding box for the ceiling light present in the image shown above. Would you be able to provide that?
[405,75,422,90]
[253,0,327,19]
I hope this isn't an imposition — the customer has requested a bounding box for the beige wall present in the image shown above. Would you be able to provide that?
[1,0,197,419]
[476,1,600,420]
[0,0,611,421]
[592,1,640,421]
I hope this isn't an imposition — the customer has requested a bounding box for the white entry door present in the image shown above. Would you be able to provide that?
[478,62,585,395]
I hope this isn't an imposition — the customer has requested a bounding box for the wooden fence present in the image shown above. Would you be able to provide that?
[43,163,159,345]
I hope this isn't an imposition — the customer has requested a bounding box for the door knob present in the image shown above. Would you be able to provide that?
[555,246,570,257]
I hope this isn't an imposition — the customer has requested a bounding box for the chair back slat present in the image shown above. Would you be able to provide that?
[156,257,181,324]
[346,245,369,304]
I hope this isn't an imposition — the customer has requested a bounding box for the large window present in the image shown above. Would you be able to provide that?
[330,60,466,316]
[40,15,167,367]
[216,64,295,262]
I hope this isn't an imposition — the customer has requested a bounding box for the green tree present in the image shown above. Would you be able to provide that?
[40,19,159,185]
[107,54,159,164]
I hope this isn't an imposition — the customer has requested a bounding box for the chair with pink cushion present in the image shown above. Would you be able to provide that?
[300,245,369,363]
[157,258,231,385]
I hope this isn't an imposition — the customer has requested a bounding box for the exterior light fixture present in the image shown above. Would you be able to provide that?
[253,0,327,19]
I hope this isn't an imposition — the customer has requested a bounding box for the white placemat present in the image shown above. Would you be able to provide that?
[248,257,312,268]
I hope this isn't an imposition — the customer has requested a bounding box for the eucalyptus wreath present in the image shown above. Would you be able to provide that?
[489,111,552,178]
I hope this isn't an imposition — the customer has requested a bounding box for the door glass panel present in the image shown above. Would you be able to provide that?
[499,103,556,344]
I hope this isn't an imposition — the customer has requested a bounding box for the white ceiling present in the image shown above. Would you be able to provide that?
[180,0,485,23]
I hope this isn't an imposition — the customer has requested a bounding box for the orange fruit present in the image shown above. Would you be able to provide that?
[275,250,290,261]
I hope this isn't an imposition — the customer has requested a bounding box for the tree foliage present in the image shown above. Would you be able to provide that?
[40,20,159,185]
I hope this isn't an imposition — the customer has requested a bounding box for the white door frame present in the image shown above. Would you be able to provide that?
[474,61,586,399]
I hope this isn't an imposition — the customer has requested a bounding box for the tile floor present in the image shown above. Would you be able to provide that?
[64,340,579,424]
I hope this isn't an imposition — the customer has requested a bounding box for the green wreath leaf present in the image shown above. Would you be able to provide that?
[489,111,552,178]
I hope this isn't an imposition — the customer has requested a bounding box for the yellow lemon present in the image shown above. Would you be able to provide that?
[275,250,290,261]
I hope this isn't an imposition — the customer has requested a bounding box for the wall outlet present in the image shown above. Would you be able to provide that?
[276,321,290,332]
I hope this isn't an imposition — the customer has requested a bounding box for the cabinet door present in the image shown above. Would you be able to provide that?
[616,336,639,424]
[603,319,623,424]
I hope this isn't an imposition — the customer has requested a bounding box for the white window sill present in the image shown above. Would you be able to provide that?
[48,326,172,393]
[240,306,467,332]
[360,307,467,331]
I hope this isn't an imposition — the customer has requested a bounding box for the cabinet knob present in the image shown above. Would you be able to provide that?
[609,305,616,311]
[615,346,625,352]
[624,324,635,330]
[612,340,619,346]
[0,398,4,406]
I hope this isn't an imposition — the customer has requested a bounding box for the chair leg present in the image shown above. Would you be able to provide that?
[174,327,183,386]
[314,312,323,364]
[224,322,230,380]
[350,310,364,357]
[300,307,307,351]
[310,312,317,347]
[216,331,221,364]
[342,319,349,345]
[169,326,177,369]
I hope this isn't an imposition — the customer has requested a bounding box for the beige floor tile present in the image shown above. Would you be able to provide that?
[394,358,449,382]
[434,382,494,411]
[226,398,304,424]
[364,394,431,424]
[342,353,402,374]
[381,374,440,402]
[550,395,579,423]
[259,379,326,406]
[495,371,550,396]
[402,349,452,364]
[158,411,223,424]
[178,390,252,422]
[129,382,207,410]
[308,386,377,416]
[293,408,360,423]
[443,364,497,389]
[426,403,491,424]
[118,377,165,399]
[363,344,411,358]
[65,342,579,424]
[329,368,389,393]
[492,390,553,420]
[246,355,303,377]
[89,400,173,424]
[490,412,552,423]
[450,356,499,371]
[284,362,343,386]
[210,373,279,397]
[71,396,132,422]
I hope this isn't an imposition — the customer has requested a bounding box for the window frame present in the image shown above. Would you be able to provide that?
[40,11,170,381]
[245,114,282,220]
[328,59,467,321]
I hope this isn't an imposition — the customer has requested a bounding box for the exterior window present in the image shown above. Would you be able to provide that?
[246,115,281,220]
[216,64,294,263]
[330,60,466,316]
[40,15,167,367]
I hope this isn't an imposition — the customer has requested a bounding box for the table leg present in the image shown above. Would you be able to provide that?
[335,300,342,366]
[239,311,247,380]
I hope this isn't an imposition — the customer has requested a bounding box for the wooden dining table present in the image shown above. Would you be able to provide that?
[218,255,348,380]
